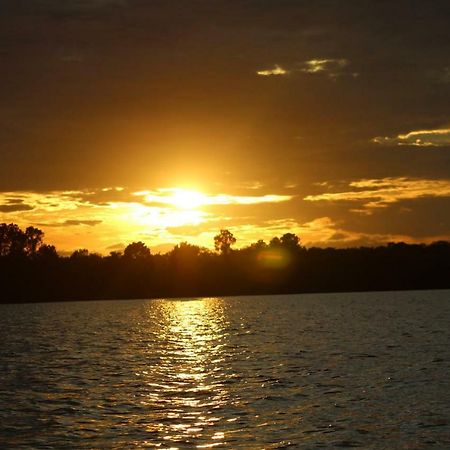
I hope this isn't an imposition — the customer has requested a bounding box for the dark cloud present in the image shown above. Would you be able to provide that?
[0,203,34,213]
[328,232,348,241]
[343,197,450,239]
[64,219,103,226]
[36,219,103,227]
[4,198,26,204]
[72,189,136,205]
[106,242,125,251]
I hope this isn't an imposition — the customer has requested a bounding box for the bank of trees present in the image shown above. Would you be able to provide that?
[0,223,57,258]
[1,223,449,303]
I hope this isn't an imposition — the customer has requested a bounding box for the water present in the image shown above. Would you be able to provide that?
[1,290,449,449]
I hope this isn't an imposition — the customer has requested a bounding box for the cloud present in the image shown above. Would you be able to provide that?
[372,128,450,147]
[0,203,34,213]
[261,216,449,247]
[133,188,293,207]
[237,181,265,190]
[75,188,134,205]
[106,243,126,251]
[299,58,356,78]
[38,220,103,227]
[257,59,356,79]
[0,187,294,254]
[301,58,347,73]
[257,65,289,76]
[294,217,394,246]
[66,219,102,226]
[3,184,446,252]
[215,216,425,248]
[304,177,450,211]
[260,217,352,246]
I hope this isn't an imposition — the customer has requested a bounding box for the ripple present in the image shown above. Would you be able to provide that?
[1,291,450,448]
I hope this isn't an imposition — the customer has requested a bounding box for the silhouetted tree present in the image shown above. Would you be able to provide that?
[24,226,44,256]
[248,239,267,251]
[70,248,90,259]
[0,223,26,256]
[269,236,281,247]
[37,244,58,259]
[123,241,151,260]
[280,233,301,250]
[169,242,207,260]
[214,229,236,255]
[269,233,301,249]
[0,223,46,257]
[108,251,122,259]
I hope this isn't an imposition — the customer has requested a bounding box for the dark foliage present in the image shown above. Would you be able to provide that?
[1,223,449,303]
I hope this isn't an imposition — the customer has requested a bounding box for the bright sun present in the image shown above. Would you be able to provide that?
[127,188,211,229]
[140,187,209,210]
[165,188,208,210]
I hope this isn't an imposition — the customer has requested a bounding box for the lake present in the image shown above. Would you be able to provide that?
[1,290,449,449]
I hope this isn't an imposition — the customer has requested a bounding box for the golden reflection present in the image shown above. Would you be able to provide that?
[143,298,232,447]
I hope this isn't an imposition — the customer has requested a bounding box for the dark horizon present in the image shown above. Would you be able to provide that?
[1,222,449,303]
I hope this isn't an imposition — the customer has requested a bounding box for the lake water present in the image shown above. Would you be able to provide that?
[1,290,449,449]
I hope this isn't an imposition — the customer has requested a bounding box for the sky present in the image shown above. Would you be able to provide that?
[1,0,449,254]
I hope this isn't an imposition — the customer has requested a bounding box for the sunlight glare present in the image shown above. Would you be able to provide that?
[164,188,208,210]
[127,202,208,228]
[140,188,209,210]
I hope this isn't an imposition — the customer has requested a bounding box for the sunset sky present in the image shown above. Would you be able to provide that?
[1,0,449,254]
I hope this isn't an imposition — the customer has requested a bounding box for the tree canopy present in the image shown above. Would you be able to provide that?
[0,223,44,257]
[214,229,236,255]
[1,223,449,303]
[124,241,151,260]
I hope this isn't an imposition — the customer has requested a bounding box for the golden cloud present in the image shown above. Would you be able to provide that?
[301,58,348,73]
[372,127,450,147]
[304,177,450,211]
[133,188,293,207]
[219,216,428,248]
[256,65,289,76]
[0,187,294,253]
[257,59,356,79]
[299,58,357,78]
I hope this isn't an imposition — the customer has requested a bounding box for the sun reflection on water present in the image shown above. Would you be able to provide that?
[3,294,448,448]
[142,298,233,448]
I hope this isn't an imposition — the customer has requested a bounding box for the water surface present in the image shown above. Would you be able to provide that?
[1,290,449,448]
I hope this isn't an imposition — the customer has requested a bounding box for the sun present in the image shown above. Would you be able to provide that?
[163,188,209,210]
[128,187,211,229]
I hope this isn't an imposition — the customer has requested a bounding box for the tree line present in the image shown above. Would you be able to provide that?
[1,223,449,303]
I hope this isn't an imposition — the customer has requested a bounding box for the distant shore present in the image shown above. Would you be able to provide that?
[2,223,449,304]
[2,287,450,306]
[2,243,449,304]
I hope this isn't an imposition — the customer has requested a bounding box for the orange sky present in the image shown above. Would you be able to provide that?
[2,179,450,254]
[1,1,449,253]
